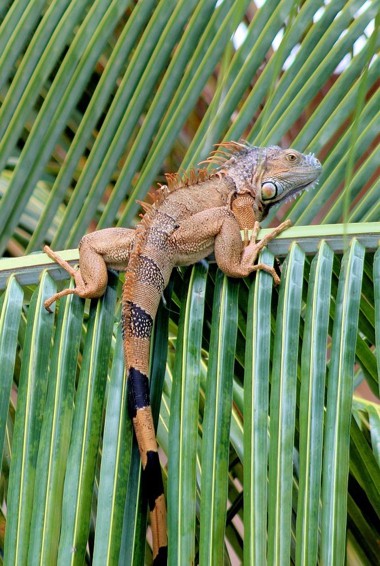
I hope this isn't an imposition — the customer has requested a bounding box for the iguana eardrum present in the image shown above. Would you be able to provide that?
[43,142,321,564]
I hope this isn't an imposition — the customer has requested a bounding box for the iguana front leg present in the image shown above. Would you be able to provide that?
[43,227,135,310]
[171,208,290,283]
[241,219,292,285]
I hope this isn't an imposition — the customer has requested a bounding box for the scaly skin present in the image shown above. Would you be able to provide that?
[43,142,321,564]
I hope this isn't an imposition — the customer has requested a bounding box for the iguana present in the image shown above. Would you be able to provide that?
[43,142,321,564]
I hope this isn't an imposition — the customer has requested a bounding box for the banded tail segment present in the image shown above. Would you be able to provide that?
[122,239,168,564]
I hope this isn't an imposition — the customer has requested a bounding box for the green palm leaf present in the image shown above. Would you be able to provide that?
[28,288,84,565]
[297,242,333,564]
[4,272,56,565]
[198,271,239,565]
[1,1,379,564]
[2,232,380,562]
[0,0,377,254]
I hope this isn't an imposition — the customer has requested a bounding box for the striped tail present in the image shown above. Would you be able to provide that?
[122,250,168,564]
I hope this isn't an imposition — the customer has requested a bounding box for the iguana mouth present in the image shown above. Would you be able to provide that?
[282,179,319,203]
[296,178,319,192]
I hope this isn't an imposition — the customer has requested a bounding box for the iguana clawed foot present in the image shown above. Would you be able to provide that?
[242,219,292,285]
[43,245,84,312]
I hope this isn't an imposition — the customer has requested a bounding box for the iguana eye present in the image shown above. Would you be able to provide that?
[261,182,277,200]
[286,153,298,162]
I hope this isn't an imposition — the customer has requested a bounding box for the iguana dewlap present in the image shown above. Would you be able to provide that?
[43,142,321,565]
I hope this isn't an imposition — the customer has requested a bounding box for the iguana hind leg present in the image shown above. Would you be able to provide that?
[43,245,92,311]
[44,227,135,311]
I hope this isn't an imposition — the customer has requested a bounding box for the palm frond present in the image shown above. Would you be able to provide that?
[1,1,379,563]
[1,230,380,562]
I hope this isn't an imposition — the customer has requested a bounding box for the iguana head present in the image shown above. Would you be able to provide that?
[212,142,322,221]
